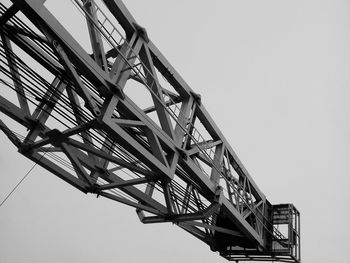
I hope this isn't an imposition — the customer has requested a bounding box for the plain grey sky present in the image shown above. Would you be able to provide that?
[1,0,350,262]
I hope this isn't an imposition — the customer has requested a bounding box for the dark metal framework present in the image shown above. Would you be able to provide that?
[0,0,300,262]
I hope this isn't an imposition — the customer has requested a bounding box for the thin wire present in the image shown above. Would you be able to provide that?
[0,164,35,207]
[0,150,49,208]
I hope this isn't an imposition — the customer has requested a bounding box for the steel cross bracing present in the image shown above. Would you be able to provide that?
[0,0,300,262]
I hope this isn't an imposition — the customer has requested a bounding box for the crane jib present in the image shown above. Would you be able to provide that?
[0,1,300,262]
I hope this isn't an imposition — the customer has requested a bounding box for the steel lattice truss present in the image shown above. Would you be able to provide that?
[0,0,300,262]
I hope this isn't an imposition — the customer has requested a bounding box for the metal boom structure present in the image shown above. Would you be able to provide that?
[0,0,300,262]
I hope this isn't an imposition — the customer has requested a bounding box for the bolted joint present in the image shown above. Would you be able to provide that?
[190,91,201,105]
[94,164,109,177]
[108,82,125,100]
[18,143,32,155]
[25,117,44,131]
[35,96,55,109]
[96,84,113,98]
[87,183,101,197]
[133,22,149,43]
[176,146,187,161]
[45,129,64,147]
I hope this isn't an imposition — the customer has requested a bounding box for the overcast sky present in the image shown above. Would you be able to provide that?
[1,0,350,262]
